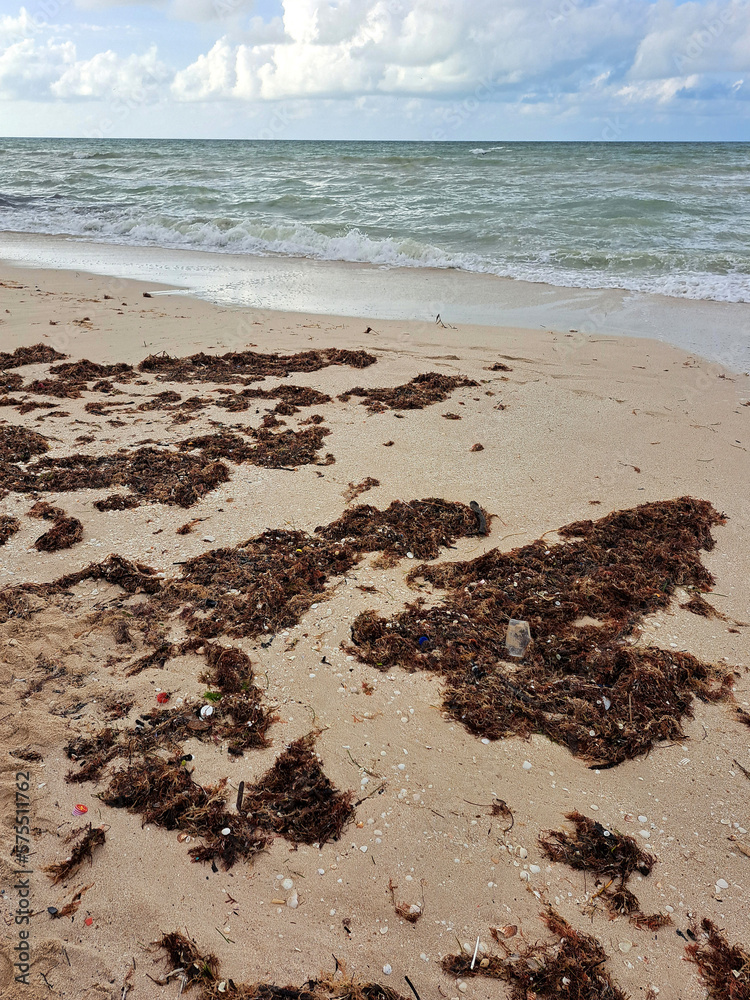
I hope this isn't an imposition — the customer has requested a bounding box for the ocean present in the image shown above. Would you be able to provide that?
[1,138,749,305]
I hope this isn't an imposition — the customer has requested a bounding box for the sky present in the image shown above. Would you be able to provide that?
[0,0,748,139]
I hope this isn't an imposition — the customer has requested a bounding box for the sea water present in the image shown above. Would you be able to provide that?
[1,138,749,304]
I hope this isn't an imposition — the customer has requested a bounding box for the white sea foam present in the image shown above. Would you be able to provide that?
[3,209,749,303]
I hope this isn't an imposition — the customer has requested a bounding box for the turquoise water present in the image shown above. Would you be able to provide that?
[1,139,749,303]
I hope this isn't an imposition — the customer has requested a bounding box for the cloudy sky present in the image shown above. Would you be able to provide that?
[0,0,748,139]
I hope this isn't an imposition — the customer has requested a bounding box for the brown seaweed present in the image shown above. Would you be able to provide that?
[216,384,332,414]
[1,372,24,393]
[49,359,134,382]
[33,514,83,552]
[539,811,659,920]
[101,756,271,868]
[441,909,628,1000]
[154,931,220,989]
[139,347,376,383]
[0,424,50,462]
[177,424,332,469]
[38,553,162,595]
[686,918,750,1000]
[0,344,66,368]
[49,883,93,919]
[94,493,141,512]
[65,643,272,784]
[137,389,182,411]
[2,500,483,646]
[43,824,106,884]
[680,594,726,619]
[339,373,478,412]
[0,515,20,545]
[344,478,380,503]
[156,934,409,1000]
[238,732,354,845]
[317,498,487,567]
[27,500,64,520]
[1,446,230,507]
[346,497,733,765]
[160,529,357,639]
[99,732,350,867]
[203,980,411,1000]
[2,423,334,507]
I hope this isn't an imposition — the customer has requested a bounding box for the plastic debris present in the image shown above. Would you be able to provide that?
[505,619,531,658]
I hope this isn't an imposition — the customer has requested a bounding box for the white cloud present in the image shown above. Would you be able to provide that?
[631,0,750,78]
[74,0,257,21]
[0,36,76,99]
[0,7,38,43]
[2,0,750,136]
[50,44,169,98]
[171,0,661,103]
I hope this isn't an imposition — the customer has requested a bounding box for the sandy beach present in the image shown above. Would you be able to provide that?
[0,260,748,1000]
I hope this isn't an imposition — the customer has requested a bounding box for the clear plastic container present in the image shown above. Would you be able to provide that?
[505,619,531,658]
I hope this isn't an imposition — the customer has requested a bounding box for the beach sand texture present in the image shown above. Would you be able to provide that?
[0,263,748,1000]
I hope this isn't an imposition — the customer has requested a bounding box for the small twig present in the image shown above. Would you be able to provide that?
[354,781,388,807]
[405,976,422,1000]
[734,759,750,781]
[346,749,380,777]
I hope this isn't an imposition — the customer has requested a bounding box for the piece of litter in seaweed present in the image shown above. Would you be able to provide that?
[505,619,531,658]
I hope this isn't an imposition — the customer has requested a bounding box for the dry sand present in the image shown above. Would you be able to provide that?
[0,262,748,1000]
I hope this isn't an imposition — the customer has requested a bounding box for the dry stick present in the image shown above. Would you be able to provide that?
[404,977,422,1000]
[354,781,388,807]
